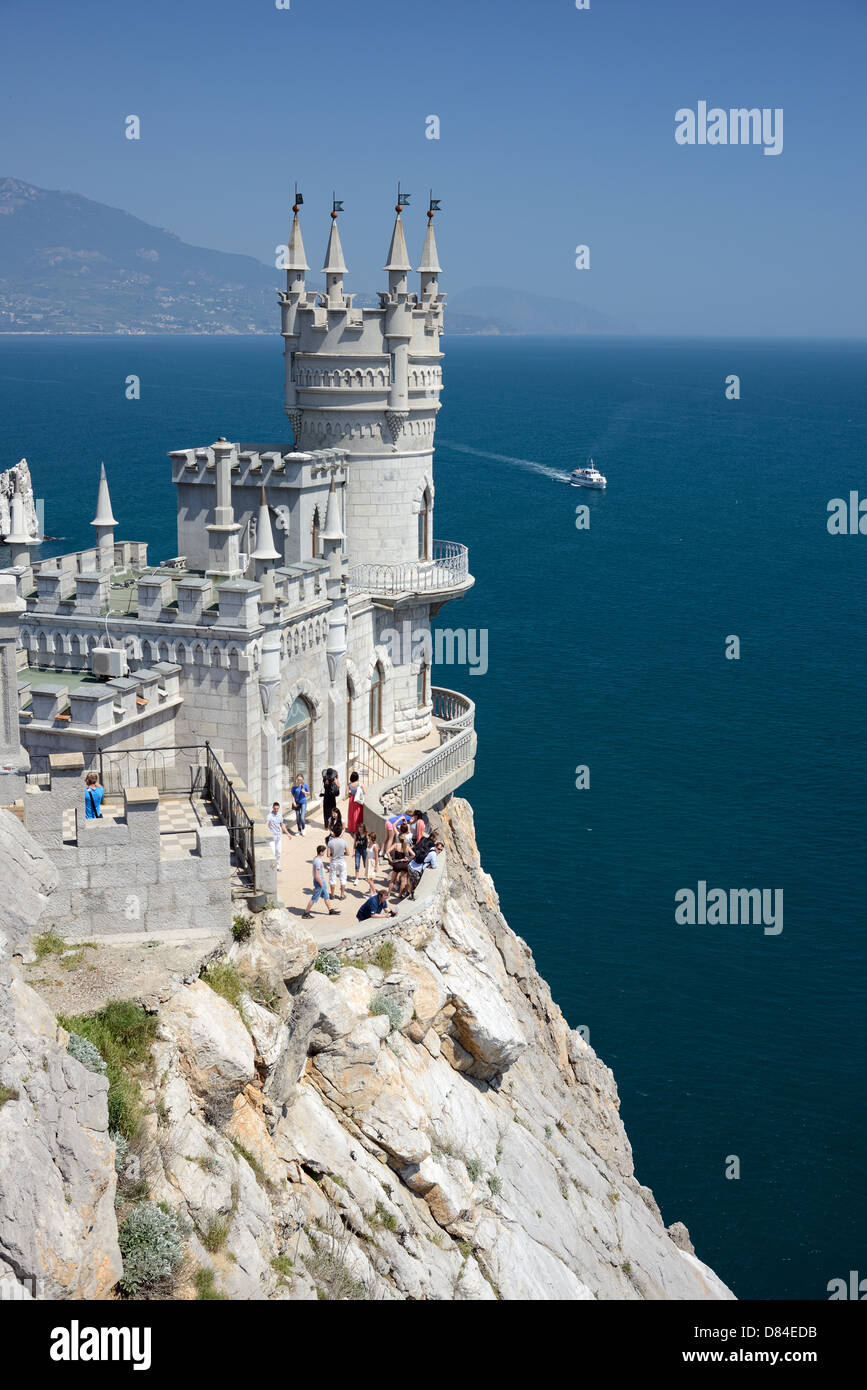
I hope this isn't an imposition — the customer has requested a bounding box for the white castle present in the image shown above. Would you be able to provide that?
[0,193,477,896]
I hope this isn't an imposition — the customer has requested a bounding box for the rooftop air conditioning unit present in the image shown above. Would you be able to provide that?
[91,646,127,680]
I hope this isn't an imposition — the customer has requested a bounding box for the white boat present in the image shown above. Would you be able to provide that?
[570,459,607,489]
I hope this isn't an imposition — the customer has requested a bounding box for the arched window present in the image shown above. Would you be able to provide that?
[369,663,383,736]
[418,489,431,560]
[282,695,313,798]
[416,663,428,708]
[311,507,320,559]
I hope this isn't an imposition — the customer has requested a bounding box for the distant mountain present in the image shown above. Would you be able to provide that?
[446,285,614,335]
[0,178,614,335]
[0,177,281,333]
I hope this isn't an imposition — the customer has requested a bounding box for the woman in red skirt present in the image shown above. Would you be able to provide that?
[346,770,366,834]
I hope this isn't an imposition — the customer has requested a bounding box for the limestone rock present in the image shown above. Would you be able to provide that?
[0,809,59,955]
[0,960,121,1299]
[159,979,255,1118]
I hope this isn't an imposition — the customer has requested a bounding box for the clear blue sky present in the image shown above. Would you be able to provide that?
[3,0,865,335]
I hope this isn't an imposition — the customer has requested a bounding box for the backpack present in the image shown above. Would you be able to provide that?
[413,834,435,865]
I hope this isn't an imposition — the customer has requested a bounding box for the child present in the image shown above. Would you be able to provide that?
[302,845,338,918]
[353,824,368,884]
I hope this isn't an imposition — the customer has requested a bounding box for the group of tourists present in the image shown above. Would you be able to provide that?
[285,766,444,923]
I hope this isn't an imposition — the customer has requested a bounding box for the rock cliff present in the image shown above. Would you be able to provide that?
[0,800,734,1300]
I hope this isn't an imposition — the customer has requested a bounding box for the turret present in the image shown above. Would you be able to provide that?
[384,188,413,431]
[322,198,347,309]
[205,438,243,579]
[5,489,33,568]
[384,188,412,297]
[282,187,308,440]
[418,195,442,300]
[90,462,118,570]
[249,486,281,603]
[284,188,309,299]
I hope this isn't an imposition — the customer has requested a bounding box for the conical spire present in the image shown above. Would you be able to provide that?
[322,217,347,276]
[321,475,344,542]
[286,208,309,272]
[384,211,412,273]
[418,216,442,275]
[91,462,118,528]
[250,487,280,562]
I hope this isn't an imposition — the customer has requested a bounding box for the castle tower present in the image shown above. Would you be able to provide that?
[283,192,446,570]
[90,462,118,570]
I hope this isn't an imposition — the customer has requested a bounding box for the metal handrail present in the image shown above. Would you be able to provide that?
[96,744,206,795]
[204,744,255,882]
[348,540,469,597]
[348,733,400,783]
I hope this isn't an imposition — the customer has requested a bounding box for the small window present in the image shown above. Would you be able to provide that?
[418,490,431,560]
[369,662,383,735]
[311,507,320,559]
[416,663,428,708]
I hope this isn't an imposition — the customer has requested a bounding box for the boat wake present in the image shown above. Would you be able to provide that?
[437,440,571,484]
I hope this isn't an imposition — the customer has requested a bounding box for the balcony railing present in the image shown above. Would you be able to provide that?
[432,686,475,738]
[348,541,469,597]
[393,727,475,808]
[373,688,476,813]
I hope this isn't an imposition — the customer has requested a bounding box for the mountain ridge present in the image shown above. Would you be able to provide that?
[0,178,613,336]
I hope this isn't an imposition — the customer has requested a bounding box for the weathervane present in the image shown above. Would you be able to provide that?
[331,193,343,219]
[428,191,441,220]
[396,182,411,213]
[292,183,303,214]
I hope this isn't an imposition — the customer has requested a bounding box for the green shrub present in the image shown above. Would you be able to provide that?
[193,1267,228,1300]
[0,1083,19,1109]
[231,916,253,943]
[314,950,341,979]
[369,992,401,1032]
[118,1202,183,1296]
[465,1157,483,1182]
[33,928,67,959]
[58,1001,157,1140]
[201,962,244,1012]
[372,940,395,972]
[202,1216,230,1253]
[66,1031,107,1076]
[487,1174,502,1196]
[110,1130,129,1175]
[372,1200,398,1233]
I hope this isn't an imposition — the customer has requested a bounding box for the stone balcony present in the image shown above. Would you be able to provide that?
[350,685,476,816]
[347,541,472,599]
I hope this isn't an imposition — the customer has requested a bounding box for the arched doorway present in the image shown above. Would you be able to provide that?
[282,695,313,799]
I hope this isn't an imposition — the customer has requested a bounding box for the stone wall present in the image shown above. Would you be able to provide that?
[21,756,233,940]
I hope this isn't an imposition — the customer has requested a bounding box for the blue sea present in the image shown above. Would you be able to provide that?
[1,333,864,1301]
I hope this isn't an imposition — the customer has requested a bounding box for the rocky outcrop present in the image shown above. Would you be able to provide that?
[0,809,59,955]
[0,876,121,1299]
[0,798,735,1300]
